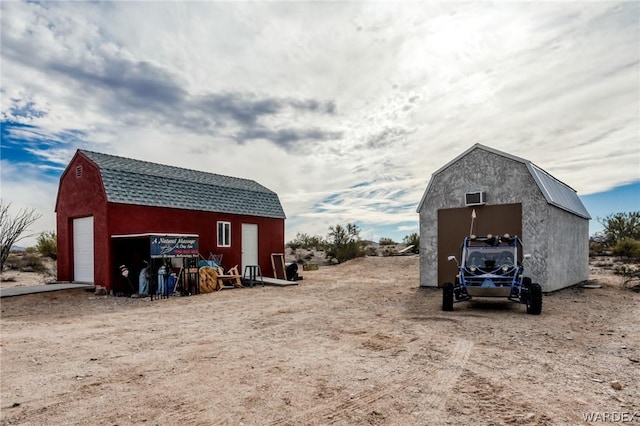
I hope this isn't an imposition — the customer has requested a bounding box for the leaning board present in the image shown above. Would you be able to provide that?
[271,253,286,280]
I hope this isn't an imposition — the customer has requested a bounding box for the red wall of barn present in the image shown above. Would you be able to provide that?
[106,204,284,290]
[55,152,110,287]
[57,153,285,291]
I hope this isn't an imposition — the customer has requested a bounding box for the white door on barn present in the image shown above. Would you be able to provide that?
[241,223,258,269]
[73,216,94,283]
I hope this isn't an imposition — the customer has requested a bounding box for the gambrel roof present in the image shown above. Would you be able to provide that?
[417,144,591,219]
[77,150,286,219]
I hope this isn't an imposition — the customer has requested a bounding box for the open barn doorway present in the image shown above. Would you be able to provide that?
[437,203,522,286]
[110,234,200,297]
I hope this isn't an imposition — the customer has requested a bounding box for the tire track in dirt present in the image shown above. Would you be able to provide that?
[268,378,408,425]
[268,337,474,425]
[421,338,474,413]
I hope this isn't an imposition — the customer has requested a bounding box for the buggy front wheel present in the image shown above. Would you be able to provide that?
[442,282,454,311]
[526,283,542,315]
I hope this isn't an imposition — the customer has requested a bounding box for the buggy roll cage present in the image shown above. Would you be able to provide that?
[447,234,531,272]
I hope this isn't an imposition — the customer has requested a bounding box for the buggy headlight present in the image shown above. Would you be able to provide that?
[502,265,509,272]
[469,266,477,272]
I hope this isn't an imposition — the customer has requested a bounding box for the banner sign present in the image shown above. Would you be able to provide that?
[150,235,199,258]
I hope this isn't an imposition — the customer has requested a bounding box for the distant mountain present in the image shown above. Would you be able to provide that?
[10,245,27,252]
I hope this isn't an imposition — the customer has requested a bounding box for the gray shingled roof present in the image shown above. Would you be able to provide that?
[80,150,286,219]
[417,144,591,219]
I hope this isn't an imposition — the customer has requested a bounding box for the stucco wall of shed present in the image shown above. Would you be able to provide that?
[544,205,590,291]
[419,149,551,288]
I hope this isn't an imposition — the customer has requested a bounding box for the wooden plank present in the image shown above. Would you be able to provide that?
[271,253,286,280]
[261,276,298,286]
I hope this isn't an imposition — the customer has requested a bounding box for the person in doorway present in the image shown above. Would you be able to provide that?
[157,259,173,296]
[119,264,135,294]
[157,262,166,295]
[138,260,150,295]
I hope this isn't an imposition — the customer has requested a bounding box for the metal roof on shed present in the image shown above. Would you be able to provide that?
[79,150,286,219]
[417,144,591,219]
[527,162,591,219]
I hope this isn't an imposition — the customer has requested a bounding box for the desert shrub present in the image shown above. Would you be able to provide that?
[0,201,42,272]
[24,246,38,254]
[589,238,608,257]
[599,211,640,247]
[403,232,420,254]
[4,253,22,270]
[612,238,640,260]
[287,240,302,251]
[593,260,614,268]
[37,231,57,260]
[20,253,46,273]
[305,235,325,250]
[382,247,395,257]
[286,233,325,251]
[379,237,396,246]
[613,263,640,289]
[324,223,365,264]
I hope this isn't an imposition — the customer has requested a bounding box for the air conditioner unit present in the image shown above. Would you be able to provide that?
[465,191,486,206]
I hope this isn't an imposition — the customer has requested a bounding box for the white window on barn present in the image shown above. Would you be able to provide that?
[217,221,231,247]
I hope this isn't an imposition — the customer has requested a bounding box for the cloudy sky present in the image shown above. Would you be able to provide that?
[1,1,639,247]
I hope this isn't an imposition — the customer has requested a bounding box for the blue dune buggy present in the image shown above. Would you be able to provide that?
[443,234,542,315]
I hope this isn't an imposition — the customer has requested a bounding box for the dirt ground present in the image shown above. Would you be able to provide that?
[1,256,639,425]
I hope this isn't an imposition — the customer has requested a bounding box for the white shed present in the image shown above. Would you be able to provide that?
[417,144,591,292]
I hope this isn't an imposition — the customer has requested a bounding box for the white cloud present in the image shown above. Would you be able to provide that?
[0,160,58,247]
[1,1,638,245]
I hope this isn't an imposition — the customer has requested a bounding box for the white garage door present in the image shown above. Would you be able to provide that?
[73,216,94,283]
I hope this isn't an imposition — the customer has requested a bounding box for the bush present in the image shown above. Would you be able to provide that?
[4,253,22,270]
[324,223,365,264]
[379,237,396,246]
[287,240,302,251]
[612,238,640,260]
[2,251,50,273]
[402,232,420,254]
[598,211,640,247]
[382,247,396,257]
[37,231,57,260]
[613,263,640,290]
[20,253,47,273]
[286,233,325,251]
[0,201,42,272]
[589,238,608,257]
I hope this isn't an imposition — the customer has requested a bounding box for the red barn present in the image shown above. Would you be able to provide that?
[55,150,286,292]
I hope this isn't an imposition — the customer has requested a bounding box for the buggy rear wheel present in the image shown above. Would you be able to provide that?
[442,282,454,311]
[526,282,542,315]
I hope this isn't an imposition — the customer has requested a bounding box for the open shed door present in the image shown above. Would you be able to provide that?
[437,204,522,286]
[73,216,94,283]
